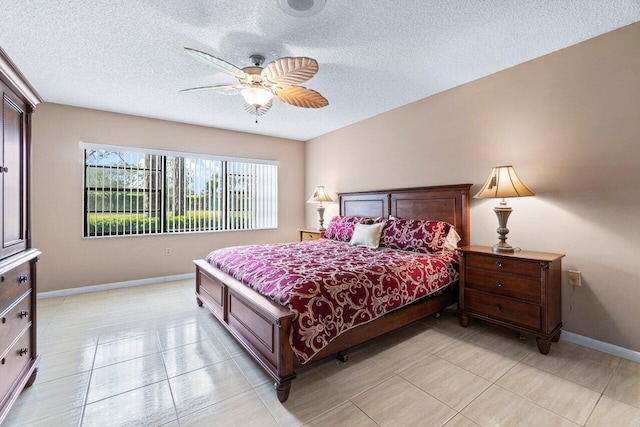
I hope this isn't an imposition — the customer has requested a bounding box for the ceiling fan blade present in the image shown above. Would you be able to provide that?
[179,84,242,95]
[275,86,328,108]
[184,48,246,79]
[262,57,319,85]
[244,99,273,116]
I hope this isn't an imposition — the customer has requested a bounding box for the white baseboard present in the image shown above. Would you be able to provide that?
[37,273,195,299]
[562,331,640,363]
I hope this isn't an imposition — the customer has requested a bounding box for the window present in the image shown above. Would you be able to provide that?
[82,143,278,237]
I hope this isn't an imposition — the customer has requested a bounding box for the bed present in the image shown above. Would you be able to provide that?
[194,184,471,402]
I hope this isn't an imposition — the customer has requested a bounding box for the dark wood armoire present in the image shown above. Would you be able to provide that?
[0,47,42,424]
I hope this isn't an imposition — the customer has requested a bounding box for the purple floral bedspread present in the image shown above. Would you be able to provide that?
[206,239,459,363]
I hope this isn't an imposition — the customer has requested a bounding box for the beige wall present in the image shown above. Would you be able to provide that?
[32,104,305,292]
[305,23,640,352]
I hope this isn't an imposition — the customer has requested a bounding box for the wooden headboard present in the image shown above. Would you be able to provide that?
[339,184,472,248]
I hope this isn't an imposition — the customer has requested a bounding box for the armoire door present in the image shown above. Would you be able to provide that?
[1,82,28,260]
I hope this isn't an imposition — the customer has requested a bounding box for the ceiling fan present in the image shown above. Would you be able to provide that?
[180,48,329,122]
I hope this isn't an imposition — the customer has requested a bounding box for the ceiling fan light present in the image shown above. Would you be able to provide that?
[241,87,273,107]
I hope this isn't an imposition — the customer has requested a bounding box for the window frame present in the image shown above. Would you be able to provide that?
[81,142,279,238]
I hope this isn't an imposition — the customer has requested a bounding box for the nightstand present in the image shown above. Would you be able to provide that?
[299,229,323,241]
[458,245,565,354]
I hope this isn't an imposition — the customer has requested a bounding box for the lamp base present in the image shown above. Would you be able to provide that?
[492,242,515,253]
[317,205,326,232]
[493,205,514,253]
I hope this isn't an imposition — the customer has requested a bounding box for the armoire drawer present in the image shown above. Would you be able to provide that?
[0,293,31,347]
[0,328,32,400]
[0,262,31,313]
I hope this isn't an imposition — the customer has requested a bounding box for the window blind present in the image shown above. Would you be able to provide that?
[82,143,278,237]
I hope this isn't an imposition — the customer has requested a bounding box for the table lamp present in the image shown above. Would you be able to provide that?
[307,186,333,231]
[475,165,534,253]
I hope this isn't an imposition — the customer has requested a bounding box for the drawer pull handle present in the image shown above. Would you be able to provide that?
[18,348,28,356]
[495,261,503,268]
[496,280,503,288]
[1,317,5,324]
[19,275,28,284]
[20,310,29,319]
[494,304,502,311]
[0,275,4,283]
[1,358,4,365]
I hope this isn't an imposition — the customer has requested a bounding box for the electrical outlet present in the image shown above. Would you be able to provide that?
[569,270,581,287]
[165,248,172,256]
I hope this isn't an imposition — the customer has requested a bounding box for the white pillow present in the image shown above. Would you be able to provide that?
[349,222,384,248]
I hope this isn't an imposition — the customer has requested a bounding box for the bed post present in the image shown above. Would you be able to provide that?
[275,382,292,403]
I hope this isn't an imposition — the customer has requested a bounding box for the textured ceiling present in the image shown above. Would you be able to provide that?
[2,1,639,141]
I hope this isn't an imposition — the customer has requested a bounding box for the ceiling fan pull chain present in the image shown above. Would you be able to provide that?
[255,107,259,123]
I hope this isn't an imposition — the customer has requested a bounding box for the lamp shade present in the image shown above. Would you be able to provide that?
[474,165,534,199]
[241,87,274,107]
[307,186,333,203]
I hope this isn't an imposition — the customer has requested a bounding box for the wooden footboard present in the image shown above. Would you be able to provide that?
[195,258,457,402]
[195,259,297,402]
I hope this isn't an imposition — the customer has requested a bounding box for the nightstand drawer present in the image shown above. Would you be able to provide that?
[465,253,540,278]
[299,230,322,241]
[465,268,540,303]
[465,289,540,330]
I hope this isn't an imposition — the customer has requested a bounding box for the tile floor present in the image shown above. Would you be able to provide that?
[4,279,640,426]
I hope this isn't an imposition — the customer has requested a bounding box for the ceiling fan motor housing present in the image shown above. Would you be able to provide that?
[276,0,326,17]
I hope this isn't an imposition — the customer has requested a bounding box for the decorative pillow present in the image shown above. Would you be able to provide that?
[349,222,385,248]
[380,219,456,254]
[323,216,374,242]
